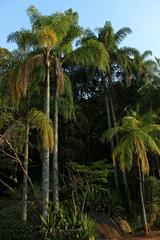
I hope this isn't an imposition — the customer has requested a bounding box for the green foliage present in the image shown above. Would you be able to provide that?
[58,75,75,121]
[2,5,160,236]
[7,29,35,52]
[6,184,41,202]
[145,176,160,202]
[70,39,109,72]
[0,111,13,130]
[104,189,125,217]
[40,204,96,240]
[130,218,143,233]
[145,176,160,228]
[0,155,15,170]
[68,161,120,214]
[0,218,41,240]
[102,111,160,175]
[70,160,111,186]
[0,205,41,240]
[29,108,54,151]
[11,120,26,153]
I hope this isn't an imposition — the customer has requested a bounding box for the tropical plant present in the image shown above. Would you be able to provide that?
[145,176,160,230]
[40,203,96,240]
[102,110,160,234]
[7,7,57,216]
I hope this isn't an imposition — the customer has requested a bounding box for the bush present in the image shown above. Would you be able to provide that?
[0,204,42,240]
[40,205,96,240]
[0,217,42,240]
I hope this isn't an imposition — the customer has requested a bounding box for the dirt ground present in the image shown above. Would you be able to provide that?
[92,213,160,240]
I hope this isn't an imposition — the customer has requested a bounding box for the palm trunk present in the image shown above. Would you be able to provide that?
[155,156,160,178]
[86,126,90,164]
[42,51,50,217]
[138,159,149,235]
[52,92,59,209]
[103,77,119,188]
[109,92,133,215]
[22,121,29,221]
[122,171,133,215]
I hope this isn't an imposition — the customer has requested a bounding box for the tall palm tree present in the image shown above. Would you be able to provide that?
[51,35,109,208]
[7,9,57,217]
[83,23,134,213]
[132,50,157,81]
[10,107,53,221]
[97,22,134,188]
[1,49,54,220]
[22,108,53,221]
[7,6,109,212]
[102,111,160,235]
[27,7,109,209]
[83,22,134,187]
[132,50,160,106]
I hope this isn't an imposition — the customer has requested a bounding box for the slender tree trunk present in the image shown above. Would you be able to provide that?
[86,126,90,164]
[42,51,50,217]
[155,156,160,178]
[22,122,29,221]
[103,77,119,188]
[109,92,133,215]
[122,170,133,215]
[52,92,59,209]
[142,173,145,196]
[138,160,149,235]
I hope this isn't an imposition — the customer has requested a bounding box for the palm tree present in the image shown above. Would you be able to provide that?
[98,22,134,187]
[1,48,54,221]
[83,22,134,190]
[51,34,109,209]
[131,50,160,108]
[7,6,109,212]
[132,50,157,81]
[83,23,135,214]
[7,8,57,217]
[22,108,53,221]
[28,8,109,209]
[102,111,160,235]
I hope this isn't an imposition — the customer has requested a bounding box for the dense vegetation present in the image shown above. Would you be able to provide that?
[1,5,160,239]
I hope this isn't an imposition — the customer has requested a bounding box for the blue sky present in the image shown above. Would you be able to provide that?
[1,0,160,56]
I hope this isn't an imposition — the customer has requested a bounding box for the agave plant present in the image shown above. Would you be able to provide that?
[40,203,96,240]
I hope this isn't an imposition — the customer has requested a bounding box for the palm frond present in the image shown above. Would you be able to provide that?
[9,66,21,106]
[9,53,43,104]
[142,50,152,59]
[141,131,160,155]
[29,108,54,151]
[58,75,75,121]
[70,39,109,72]
[37,26,57,50]
[27,5,42,25]
[7,29,35,51]
[113,137,133,171]
[55,57,64,96]
[97,21,115,50]
[120,47,140,58]
[115,27,132,45]
[101,126,121,143]
[106,110,160,176]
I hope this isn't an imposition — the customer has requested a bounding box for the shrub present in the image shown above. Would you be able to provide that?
[0,217,42,240]
[40,205,96,240]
